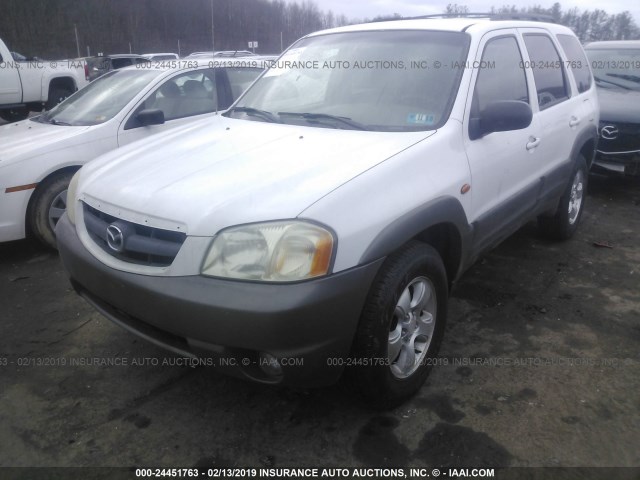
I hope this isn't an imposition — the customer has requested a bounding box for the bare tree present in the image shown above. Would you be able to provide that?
[451,3,639,41]
[445,4,470,15]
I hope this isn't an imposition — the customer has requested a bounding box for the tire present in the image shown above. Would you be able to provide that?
[29,172,75,250]
[538,154,588,240]
[0,107,29,122]
[45,86,73,110]
[350,241,448,408]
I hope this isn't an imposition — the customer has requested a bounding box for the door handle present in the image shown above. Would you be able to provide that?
[569,116,581,127]
[526,136,541,150]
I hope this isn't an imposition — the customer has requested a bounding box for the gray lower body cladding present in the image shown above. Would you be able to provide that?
[56,215,383,387]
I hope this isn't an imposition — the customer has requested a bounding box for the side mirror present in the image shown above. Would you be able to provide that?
[469,100,532,140]
[136,109,165,127]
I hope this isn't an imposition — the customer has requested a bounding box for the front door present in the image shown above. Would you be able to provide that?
[463,31,542,253]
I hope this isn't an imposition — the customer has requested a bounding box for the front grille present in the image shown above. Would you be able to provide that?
[599,122,640,153]
[83,203,186,267]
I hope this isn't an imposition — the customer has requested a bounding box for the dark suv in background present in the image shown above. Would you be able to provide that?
[585,40,640,175]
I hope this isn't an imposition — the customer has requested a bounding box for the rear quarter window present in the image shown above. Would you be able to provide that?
[112,58,134,69]
[557,34,593,93]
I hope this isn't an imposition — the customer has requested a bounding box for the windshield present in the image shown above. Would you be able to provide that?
[37,69,163,126]
[227,30,470,131]
[586,48,640,91]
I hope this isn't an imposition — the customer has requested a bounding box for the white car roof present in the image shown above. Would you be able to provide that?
[308,17,576,38]
[142,52,179,57]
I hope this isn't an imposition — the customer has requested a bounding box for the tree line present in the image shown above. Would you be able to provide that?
[0,0,637,60]
[442,3,639,41]
[0,0,349,59]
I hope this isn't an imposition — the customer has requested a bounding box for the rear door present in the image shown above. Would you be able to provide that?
[519,29,582,203]
[556,33,598,146]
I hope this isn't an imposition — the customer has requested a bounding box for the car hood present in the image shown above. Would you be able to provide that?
[80,117,434,236]
[0,118,92,165]
[596,87,640,124]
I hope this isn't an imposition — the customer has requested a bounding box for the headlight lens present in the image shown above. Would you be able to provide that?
[66,170,81,225]
[202,221,334,281]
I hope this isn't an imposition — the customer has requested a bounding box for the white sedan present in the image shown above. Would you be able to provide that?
[0,58,267,248]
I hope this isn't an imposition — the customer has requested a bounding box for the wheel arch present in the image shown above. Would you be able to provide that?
[25,166,81,236]
[414,223,463,290]
[47,76,77,100]
[572,124,598,170]
[359,196,472,289]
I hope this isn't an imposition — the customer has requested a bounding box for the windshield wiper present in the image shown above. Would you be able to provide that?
[594,75,631,90]
[278,112,367,130]
[606,73,640,84]
[226,106,280,123]
[49,118,72,126]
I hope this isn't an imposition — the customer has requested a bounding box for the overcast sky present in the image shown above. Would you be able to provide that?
[295,0,639,24]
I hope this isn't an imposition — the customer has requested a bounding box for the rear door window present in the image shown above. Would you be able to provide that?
[111,58,134,69]
[523,34,570,110]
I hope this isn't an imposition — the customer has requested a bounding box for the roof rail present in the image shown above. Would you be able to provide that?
[405,12,556,23]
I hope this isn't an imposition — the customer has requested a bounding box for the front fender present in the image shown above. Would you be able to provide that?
[360,196,470,262]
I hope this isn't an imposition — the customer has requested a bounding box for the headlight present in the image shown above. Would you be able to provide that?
[66,170,81,225]
[202,221,334,282]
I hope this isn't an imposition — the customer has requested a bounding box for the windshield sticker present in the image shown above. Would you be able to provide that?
[407,113,436,125]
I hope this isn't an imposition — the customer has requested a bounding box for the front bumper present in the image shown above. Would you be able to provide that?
[0,188,32,243]
[593,150,640,175]
[56,214,383,387]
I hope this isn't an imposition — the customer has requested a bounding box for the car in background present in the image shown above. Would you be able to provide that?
[10,51,42,62]
[185,50,257,58]
[0,59,268,248]
[86,54,151,81]
[0,37,89,122]
[143,52,179,61]
[585,40,640,175]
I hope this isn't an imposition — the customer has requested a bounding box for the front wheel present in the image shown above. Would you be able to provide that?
[538,154,588,240]
[350,241,448,408]
[29,172,75,250]
[0,107,29,123]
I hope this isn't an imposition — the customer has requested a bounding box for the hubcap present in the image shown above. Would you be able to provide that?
[568,170,584,225]
[48,189,68,231]
[388,276,437,379]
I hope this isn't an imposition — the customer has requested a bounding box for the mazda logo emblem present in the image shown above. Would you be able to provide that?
[600,125,619,140]
[106,224,125,252]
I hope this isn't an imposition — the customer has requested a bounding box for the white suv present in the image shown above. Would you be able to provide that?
[57,17,598,406]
